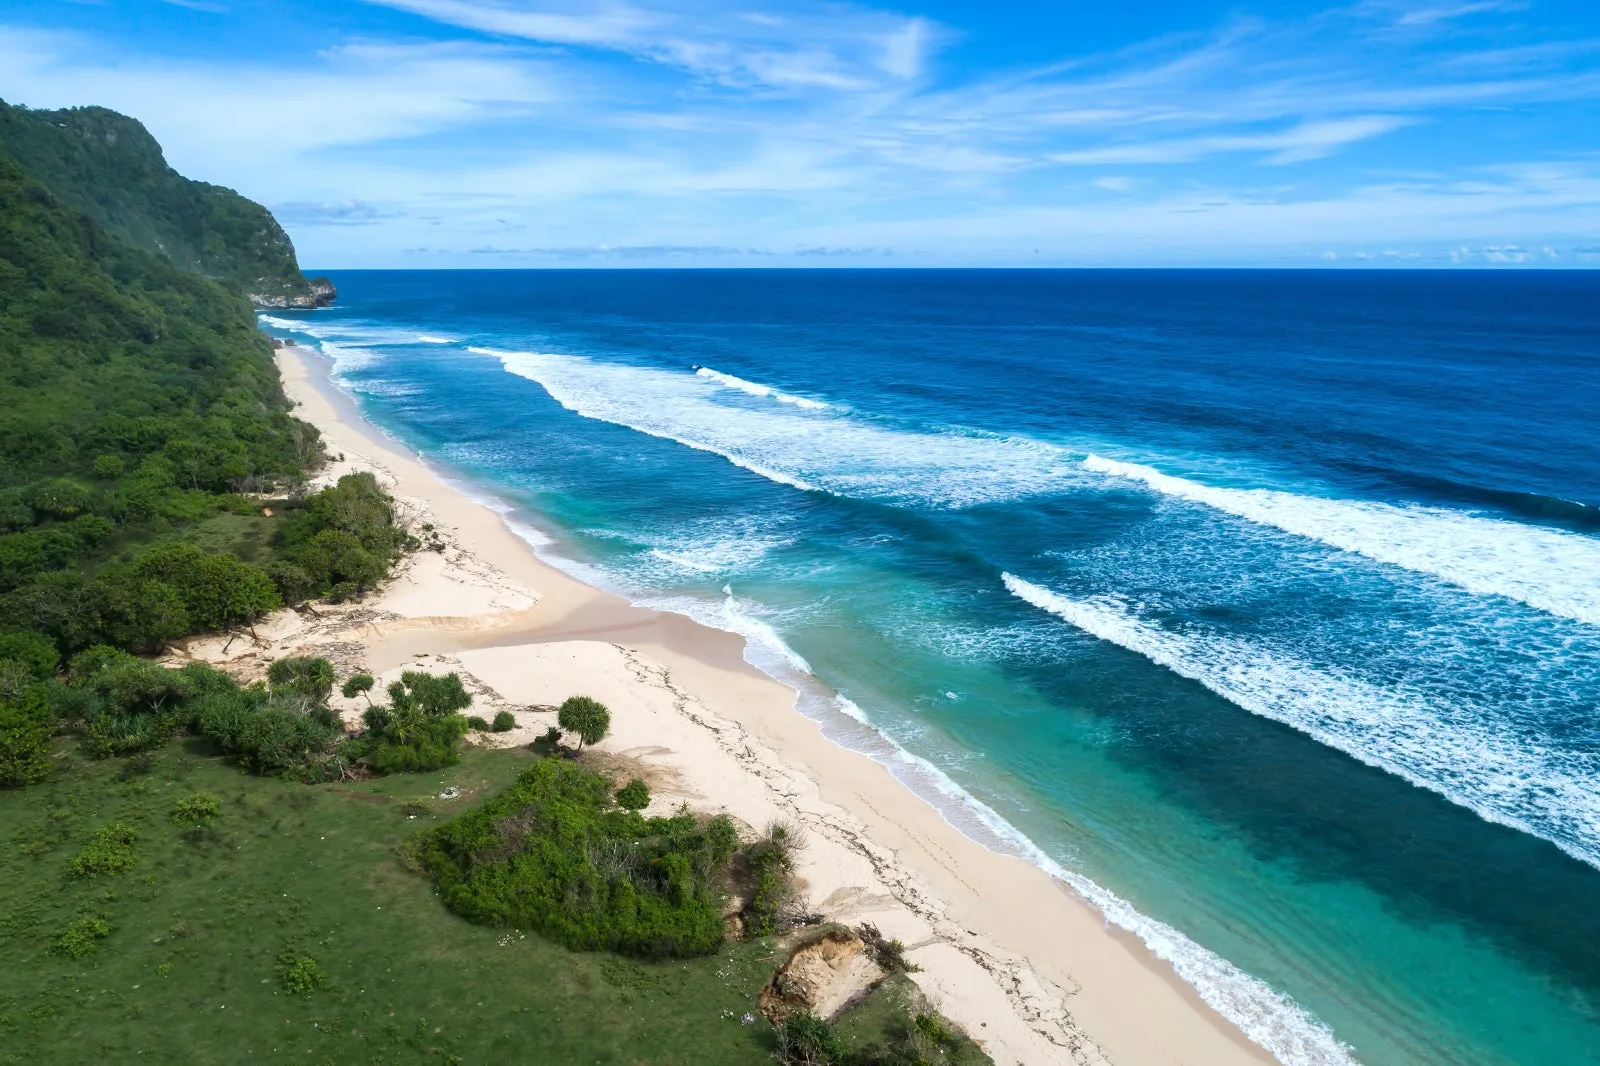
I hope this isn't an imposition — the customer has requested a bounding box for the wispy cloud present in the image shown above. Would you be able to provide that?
[364,0,940,92]
[1,0,1595,265]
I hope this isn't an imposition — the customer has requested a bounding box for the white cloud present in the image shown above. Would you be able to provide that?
[1049,116,1411,166]
[3,0,1596,266]
[364,0,937,93]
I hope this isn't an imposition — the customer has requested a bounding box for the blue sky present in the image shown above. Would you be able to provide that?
[2,0,1598,266]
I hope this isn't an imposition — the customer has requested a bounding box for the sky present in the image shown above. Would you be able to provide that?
[2,0,1599,267]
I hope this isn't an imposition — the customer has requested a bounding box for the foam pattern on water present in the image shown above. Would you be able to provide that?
[695,365,831,410]
[481,347,1088,507]
[1004,573,1600,869]
[1083,455,1600,626]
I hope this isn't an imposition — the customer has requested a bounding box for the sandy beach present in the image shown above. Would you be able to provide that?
[181,341,1277,1065]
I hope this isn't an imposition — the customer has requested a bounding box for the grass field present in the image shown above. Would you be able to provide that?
[0,743,792,1065]
[0,741,980,1065]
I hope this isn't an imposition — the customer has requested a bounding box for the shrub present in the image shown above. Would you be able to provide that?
[278,474,408,599]
[171,792,221,824]
[68,821,138,877]
[366,714,469,774]
[357,670,472,775]
[277,948,328,996]
[195,686,340,777]
[0,687,56,787]
[742,822,803,937]
[340,672,375,703]
[54,914,112,959]
[490,710,516,733]
[0,630,59,679]
[616,777,650,812]
[416,759,740,959]
[267,656,336,706]
[859,923,920,974]
[775,1010,848,1066]
[466,715,491,732]
[556,695,610,751]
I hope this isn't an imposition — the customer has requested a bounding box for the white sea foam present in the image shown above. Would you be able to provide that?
[1003,573,1600,871]
[486,515,1357,1065]
[475,347,1086,508]
[317,341,382,374]
[1082,455,1600,626]
[418,335,455,344]
[695,366,830,410]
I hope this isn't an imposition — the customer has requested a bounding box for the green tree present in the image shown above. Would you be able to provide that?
[340,672,375,705]
[0,687,56,787]
[616,777,650,812]
[267,656,335,706]
[557,695,610,751]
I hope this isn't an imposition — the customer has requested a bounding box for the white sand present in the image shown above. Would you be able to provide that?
[178,344,1275,1065]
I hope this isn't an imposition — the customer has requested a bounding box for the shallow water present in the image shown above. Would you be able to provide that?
[263,269,1600,1065]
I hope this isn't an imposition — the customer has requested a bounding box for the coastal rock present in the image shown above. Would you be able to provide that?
[251,276,337,310]
[758,927,883,1023]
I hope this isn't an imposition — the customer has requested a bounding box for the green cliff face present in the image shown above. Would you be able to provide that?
[0,100,332,307]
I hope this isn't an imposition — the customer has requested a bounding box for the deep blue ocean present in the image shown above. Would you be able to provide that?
[262,269,1600,1066]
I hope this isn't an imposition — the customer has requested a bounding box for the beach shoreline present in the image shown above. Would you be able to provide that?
[253,340,1278,1066]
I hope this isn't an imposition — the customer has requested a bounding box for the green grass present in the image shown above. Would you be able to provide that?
[161,508,284,566]
[832,976,992,1065]
[0,743,792,1065]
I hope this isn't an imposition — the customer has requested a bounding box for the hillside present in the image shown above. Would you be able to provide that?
[0,100,331,308]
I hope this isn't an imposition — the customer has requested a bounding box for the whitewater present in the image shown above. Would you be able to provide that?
[259,268,1600,1066]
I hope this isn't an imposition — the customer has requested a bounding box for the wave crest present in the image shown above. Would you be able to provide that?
[695,366,830,410]
[1082,455,1600,626]
[1003,572,1600,870]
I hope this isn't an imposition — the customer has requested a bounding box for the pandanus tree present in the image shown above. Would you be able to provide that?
[556,695,610,752]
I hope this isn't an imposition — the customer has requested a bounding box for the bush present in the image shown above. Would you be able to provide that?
[340,672,375,703]
[557,695,610,751]
[466,715,491,732]
[416,759,740,959]
[171,792,221,824]
[277,948,328,995]
[0,630,59,679]
[357,670,472,775]
[742,822,803,937]
[195,687,340,777]
[54,914,112,959]
[0,687,56,787]
[491,710,516,733]
[267,656,335,706]
[859,923,920,974]
[366,714,469,774]
[278,474,408,600]
[616,777,650,812]
[775,1010,848,1066]
[68,821,138,877]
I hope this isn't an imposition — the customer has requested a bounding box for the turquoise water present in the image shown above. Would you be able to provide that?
[263,269,1600,1065]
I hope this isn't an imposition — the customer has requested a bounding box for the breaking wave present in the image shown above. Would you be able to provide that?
[1003,573,1600,870]
[1081,455,1600,626]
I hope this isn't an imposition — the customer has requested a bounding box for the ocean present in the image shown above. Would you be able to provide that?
[260,269,1600,1065]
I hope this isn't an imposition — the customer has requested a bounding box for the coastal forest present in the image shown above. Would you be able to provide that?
[0,101,989,1066]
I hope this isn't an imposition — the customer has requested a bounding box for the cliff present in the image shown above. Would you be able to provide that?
[0,99,332,308]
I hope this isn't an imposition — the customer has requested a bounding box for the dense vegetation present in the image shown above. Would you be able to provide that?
[0,103,992,1065]
[0,142,409,668]
[0,100,326,302]
[414,758,739,958]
